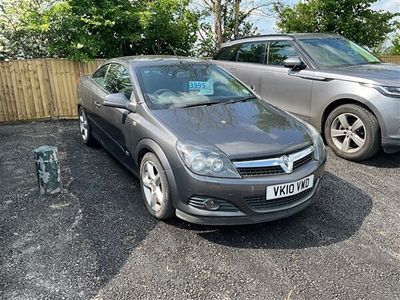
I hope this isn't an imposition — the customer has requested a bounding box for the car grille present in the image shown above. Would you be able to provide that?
[244,188,313,211]
[293,153,313,169]
[237,166,285,177]
[234,147,314,177]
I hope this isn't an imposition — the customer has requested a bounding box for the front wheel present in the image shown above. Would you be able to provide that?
[324,104,380,161]
[140,152,175,220]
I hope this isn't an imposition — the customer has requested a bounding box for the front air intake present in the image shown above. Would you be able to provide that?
[188,196,239,212]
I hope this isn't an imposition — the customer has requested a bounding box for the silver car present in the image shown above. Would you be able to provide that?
[213,33,400,161]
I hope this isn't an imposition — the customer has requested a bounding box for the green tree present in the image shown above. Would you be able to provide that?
[138,0,199,55]
[273,0,399,49]
[196,0,263,57]
[0,0,52,59]
[390,27,400,55]
[0,0,198,61]
[45,0,143,61]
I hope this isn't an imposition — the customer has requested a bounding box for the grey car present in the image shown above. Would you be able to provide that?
[213,34,400,161]
[77,56,326,225]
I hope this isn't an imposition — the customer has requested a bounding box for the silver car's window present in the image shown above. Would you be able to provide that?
[217,45,240,61]
[136,64,252,109]
[298,38,381,68]
[92,65,109,88]
[267,41,299,66]
[104,64,133,99]
[237,42,265,64]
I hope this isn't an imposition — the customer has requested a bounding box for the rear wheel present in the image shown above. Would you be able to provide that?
[79,106,96,146]
[140,152,174,220]
[324,104,380,161]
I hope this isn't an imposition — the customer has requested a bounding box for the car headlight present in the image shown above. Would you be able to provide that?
[305,123,326,162]
[361,83,400,98]
[176,140,241,178]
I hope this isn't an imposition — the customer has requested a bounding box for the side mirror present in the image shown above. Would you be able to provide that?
[283,57,306,70]
[127,102,137,113]
[103,93,136,113]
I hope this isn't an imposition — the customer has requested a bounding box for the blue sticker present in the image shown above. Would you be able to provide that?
[188,78,214,95]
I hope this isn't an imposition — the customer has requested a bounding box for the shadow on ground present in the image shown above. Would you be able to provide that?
[168,171,372,249]
[355,149,400,169]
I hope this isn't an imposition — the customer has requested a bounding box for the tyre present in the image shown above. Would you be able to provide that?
[140,152,175,220]
[324,104,380,161]
[78,106,96,146]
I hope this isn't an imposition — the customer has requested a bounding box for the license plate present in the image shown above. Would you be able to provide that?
[266,175,314,200]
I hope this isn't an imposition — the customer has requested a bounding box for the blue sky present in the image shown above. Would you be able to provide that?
[253,0,400,34]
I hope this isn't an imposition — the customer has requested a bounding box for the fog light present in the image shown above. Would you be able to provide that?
[204,199,220,210]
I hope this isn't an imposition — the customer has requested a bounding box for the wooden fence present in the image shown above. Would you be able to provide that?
[380,55,400,65]
[0,56,399,123]
[0,59,105,122]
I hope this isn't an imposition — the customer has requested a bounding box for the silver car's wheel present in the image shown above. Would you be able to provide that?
[330,113,366,153]
[141,161,163,212]
[139,152,175,220]
[324,104,380,161]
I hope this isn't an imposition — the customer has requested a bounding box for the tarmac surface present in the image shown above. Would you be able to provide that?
[1,120,399,299]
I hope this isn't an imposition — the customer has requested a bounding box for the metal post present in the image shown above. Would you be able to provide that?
[33,145,61,195]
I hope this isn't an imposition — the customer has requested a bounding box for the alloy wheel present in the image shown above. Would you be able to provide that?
[79,109,89,141]
[330,113,366,153]
[141,161,164,212]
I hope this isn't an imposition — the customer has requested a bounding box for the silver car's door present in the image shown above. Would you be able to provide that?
[213,44,240,70]
[220,41,267,93]
[259,40,313,121]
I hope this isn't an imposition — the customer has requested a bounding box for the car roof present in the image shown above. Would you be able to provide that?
[221,33,342,47]
[107,55,206,67]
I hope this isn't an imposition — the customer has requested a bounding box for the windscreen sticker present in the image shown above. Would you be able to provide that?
[188,78,214,95]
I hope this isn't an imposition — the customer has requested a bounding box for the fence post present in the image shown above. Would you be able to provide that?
[44,58,57,119]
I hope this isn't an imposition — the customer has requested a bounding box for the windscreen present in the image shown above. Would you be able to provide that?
[298,37,381,68]
[135,63,253,109]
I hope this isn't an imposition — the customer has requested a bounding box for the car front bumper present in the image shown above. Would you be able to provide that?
[369,93,400,153]
[166,159,325,225]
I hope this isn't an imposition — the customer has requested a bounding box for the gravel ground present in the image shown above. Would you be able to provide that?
[0,120,399,300]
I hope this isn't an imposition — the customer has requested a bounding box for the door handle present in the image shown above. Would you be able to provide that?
[94,101,101,108]
[288,71,330,81]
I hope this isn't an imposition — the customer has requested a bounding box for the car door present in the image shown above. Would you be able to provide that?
[215,42,268,93]
[219,42,267,93]
[259,40,313,121]
[98,63,135,167]
[85,64,110,136]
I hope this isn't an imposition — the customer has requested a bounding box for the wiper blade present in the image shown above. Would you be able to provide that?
[223,96,257,105]
[180,96,257,108]
[356,61,382,65]
[182,101,224,108]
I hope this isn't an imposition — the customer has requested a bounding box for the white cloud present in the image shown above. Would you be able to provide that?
[371,0,400,13]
